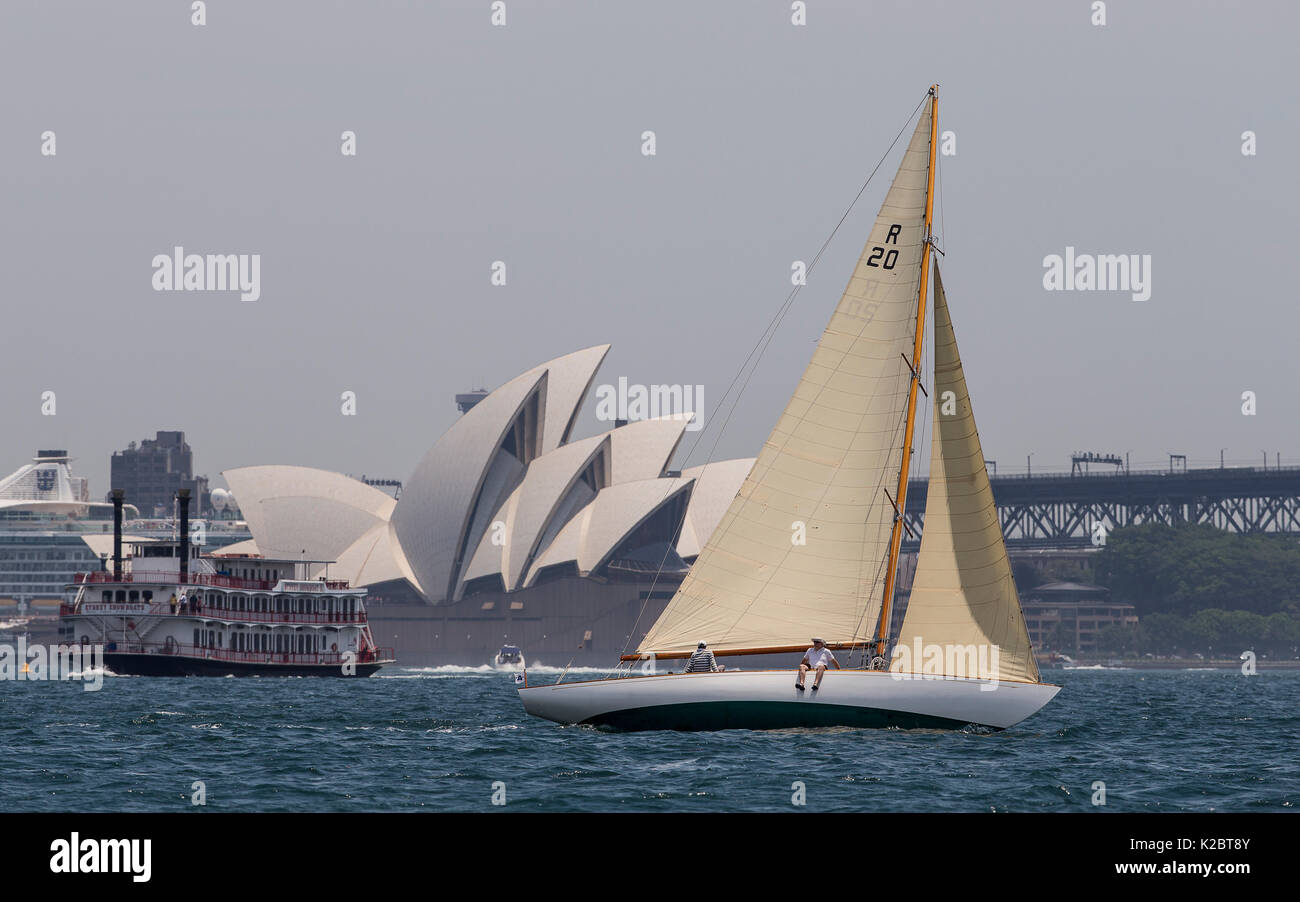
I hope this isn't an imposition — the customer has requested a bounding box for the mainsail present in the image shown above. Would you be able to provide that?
[890,265,1040,683]
[636,100,934,657]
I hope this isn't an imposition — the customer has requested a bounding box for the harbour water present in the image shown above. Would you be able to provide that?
[2,667,1295,812]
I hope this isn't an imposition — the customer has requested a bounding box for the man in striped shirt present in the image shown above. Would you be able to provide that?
[684,641,725,673]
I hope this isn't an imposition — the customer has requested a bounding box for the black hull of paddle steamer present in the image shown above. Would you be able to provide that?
[103,653,386,677]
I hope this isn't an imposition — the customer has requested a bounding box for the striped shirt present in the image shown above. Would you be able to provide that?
[684,647,718,673]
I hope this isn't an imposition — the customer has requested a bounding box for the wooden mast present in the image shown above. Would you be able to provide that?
[873,85,938,662]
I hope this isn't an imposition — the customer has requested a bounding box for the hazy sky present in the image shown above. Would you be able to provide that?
[3,1,1297,497]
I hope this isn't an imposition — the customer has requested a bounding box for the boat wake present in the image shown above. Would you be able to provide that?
[520,663,611,676]
[377,665,495,679]
[64,666,113,680]
[381,663,613,679]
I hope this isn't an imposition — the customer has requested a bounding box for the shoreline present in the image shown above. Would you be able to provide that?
[1044,658,1300,670]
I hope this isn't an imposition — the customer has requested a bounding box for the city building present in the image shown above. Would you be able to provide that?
[110,430,210,517]
[1021,581,1139,653]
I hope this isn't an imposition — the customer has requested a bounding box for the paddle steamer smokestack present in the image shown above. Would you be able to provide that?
[111,489,124,581]
[177,488,191,584]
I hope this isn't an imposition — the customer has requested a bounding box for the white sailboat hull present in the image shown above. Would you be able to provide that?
[518,669,1060,731]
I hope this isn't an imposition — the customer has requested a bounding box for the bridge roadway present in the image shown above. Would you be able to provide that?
[898,465,1300,550]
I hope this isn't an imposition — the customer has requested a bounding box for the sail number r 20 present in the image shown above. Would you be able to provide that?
[866,247,898,269]
[866,223,903,270]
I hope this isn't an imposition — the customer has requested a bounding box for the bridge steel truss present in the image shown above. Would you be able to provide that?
[900,467,1300,550]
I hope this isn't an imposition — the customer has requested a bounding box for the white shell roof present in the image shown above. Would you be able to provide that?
[390,368,546,602]
[459,432,611,594]
[333,521,415,591]
[608,415,689,483]
[212,345,739,605]
[221,465,395,563]
[538,344,610,453]
[675,458,755,559]
[522,476,695,586]
[391,345,608,603]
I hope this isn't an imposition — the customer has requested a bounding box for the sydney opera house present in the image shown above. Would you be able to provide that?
[220,345,753,666]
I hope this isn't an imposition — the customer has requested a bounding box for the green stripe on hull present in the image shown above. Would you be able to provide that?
[581,700,983,732]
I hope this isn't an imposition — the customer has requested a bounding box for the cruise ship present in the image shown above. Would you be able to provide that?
[0,450,250,646]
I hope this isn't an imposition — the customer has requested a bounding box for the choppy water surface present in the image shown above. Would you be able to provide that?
[2,666,1295,812]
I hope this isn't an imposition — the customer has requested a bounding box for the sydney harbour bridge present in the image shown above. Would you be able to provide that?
[900,456,1300,552]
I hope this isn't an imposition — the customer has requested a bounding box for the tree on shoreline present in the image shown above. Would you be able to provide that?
[1096,523,1300,617]
[1094,608,1300,658]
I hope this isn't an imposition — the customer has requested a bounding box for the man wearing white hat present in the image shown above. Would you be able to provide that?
[796,637,839,691]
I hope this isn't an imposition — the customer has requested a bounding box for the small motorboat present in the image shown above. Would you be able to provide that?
[494,645,524,669]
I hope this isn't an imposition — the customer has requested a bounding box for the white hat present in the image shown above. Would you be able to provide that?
[811,637,825,644]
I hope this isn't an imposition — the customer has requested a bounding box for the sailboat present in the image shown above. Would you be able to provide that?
[518,86,1059,731]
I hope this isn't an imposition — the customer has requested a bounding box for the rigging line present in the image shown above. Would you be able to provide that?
[681,89,932,474]
[618,93,930,659]
[936,144,946,257]
[618,284,808,657]
[558,654,576,684]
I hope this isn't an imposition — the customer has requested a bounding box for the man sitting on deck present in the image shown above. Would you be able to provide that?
[684,640,725,673]
[796,638,840,691]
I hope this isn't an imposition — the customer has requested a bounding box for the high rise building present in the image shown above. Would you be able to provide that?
[110,431,210,516]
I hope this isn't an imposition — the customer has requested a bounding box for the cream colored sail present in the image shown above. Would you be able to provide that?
[637,105,934,656]
[891,265,1040,683]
